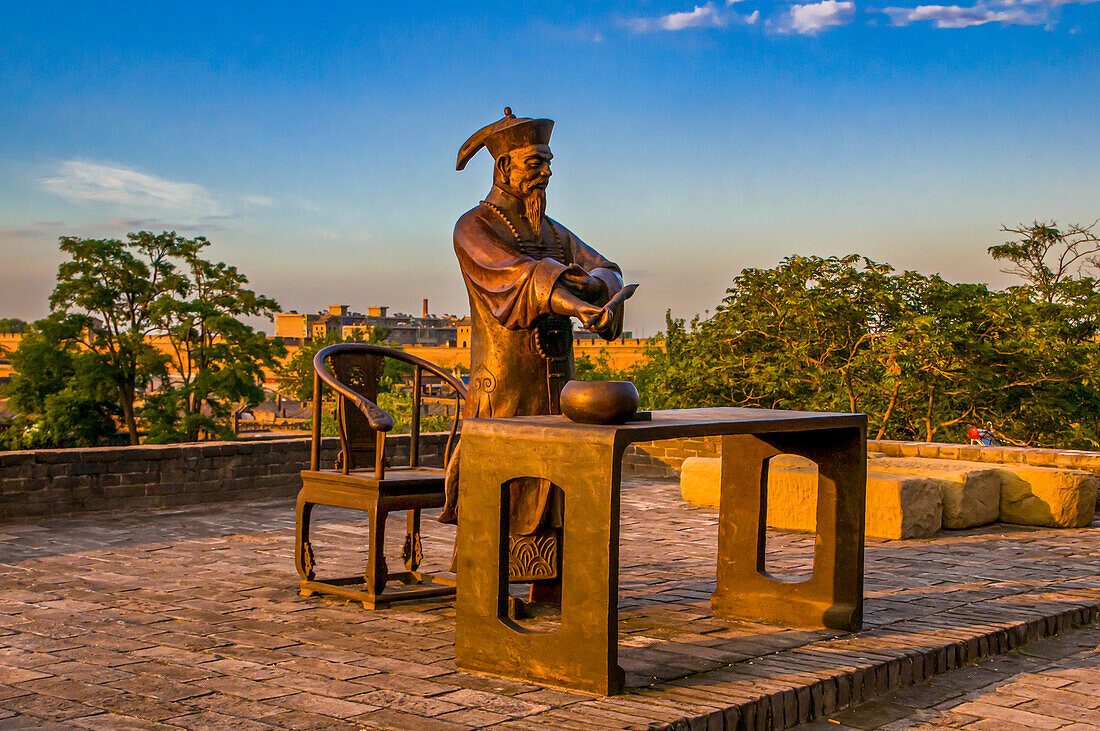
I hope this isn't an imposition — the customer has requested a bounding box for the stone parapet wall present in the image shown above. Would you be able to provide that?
[0,433,449,521]
[869,439,1100,474]
[3,430,1097,522]
[625,437,721,478]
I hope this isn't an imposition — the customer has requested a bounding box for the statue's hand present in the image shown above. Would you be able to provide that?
[561,265,608,304]
[579,302,613,333]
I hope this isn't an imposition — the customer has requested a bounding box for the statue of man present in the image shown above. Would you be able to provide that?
[440,109,627,599]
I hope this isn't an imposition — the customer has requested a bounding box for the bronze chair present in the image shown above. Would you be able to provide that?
[295,343,466,609]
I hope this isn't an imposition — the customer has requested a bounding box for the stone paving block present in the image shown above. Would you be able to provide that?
[69,712,180,730]
[255,708,366,730]
[0,691,99,722]
[266,690,381,718]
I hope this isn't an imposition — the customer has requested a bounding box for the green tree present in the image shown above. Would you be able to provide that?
[634,254,1100,448]
[0,314,119,449]
[143,235,283,443]
[49,232,179,443]
[989,221,1100,307]
[0,318,27,334]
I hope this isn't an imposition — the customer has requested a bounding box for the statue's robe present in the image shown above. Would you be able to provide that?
[440,201,624,535]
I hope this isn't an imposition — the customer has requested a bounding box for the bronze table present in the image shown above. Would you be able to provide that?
[455,407,867,695]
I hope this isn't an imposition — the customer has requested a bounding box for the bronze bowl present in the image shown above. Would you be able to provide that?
[560,380,640,425]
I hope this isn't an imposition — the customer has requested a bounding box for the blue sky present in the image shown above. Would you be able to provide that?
[2,1,1098,335]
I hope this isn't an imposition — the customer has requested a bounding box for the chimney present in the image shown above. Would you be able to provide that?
[422,298,429,318]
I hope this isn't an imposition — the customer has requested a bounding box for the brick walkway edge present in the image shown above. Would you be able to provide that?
[636,606,1099,731]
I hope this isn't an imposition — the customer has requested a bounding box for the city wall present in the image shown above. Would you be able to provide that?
[4,432,1096,522]
[375,338,654,372]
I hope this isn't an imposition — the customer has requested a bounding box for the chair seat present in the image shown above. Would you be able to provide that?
[300,468,446,514]
[302,467,446,490]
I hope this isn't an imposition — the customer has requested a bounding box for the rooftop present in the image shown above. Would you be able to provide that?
[0,477,1097,728]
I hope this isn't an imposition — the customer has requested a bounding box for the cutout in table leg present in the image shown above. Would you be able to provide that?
[499,478,563,632]
[763,454,818,583]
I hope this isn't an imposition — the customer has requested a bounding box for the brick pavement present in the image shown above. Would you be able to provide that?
[802,623,1100,729]
[0,478,1096,729]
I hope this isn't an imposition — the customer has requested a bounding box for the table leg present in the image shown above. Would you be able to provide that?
[455,432,626,694]
[713,426,866,631]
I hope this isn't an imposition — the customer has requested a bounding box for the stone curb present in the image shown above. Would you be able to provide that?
[630,604,1100,730]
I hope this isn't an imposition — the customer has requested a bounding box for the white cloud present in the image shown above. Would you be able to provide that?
[662,3,725,30]
[882,2,1042,26]
[244,194,274,207]
[782,0,857,34]
[42,160,225,216]
[629,2,759,32]
[883,0,1098,28]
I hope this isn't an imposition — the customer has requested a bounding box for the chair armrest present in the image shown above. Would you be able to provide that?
[312,352,395,432]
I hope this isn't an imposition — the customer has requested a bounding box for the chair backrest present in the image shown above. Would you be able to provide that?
[310,343,468,478]
[329,349,386,471]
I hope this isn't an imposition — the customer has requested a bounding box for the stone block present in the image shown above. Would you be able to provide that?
[680,457,721,509]
[956,445,983,462]
[916,444,939,458]
[996,464,1098,528]
[1024,450,1057,467]
[864,472,942,539]
[866,456,1000,529]
[0,451,35,468]
[679,457,942,539]
[934,445,958,459]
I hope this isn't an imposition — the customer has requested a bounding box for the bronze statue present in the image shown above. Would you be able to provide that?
[440,108,632,601]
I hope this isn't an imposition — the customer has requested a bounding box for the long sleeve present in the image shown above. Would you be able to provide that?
[453,211,568,331]
[559,223,626,340]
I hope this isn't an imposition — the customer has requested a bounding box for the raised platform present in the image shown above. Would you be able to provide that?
[0,478,1096,729]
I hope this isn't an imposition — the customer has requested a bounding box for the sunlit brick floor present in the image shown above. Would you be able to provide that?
[0,478,1097,729]
[804,624,1100,730]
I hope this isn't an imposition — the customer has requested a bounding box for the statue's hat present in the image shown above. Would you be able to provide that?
[456,107,554,171]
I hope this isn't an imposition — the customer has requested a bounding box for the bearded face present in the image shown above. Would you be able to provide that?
[502,145,553,238]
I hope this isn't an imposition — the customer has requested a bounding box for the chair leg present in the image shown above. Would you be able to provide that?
[365,505,389,601]
[403,509,423,575]
[295,498,316,585]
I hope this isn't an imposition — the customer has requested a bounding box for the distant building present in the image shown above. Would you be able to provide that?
[276,300,464,346]
[456,318,472,348]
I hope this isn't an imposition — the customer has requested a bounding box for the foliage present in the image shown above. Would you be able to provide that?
[4,231,281,448]
[573,349,623,382]
[376,390,452,434]
[49,232,178,443]
[634,253,1100,449]
[989,220,1100,307]
[0,318,26,334]
[142,235,284,443]
[0,314,119,449]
